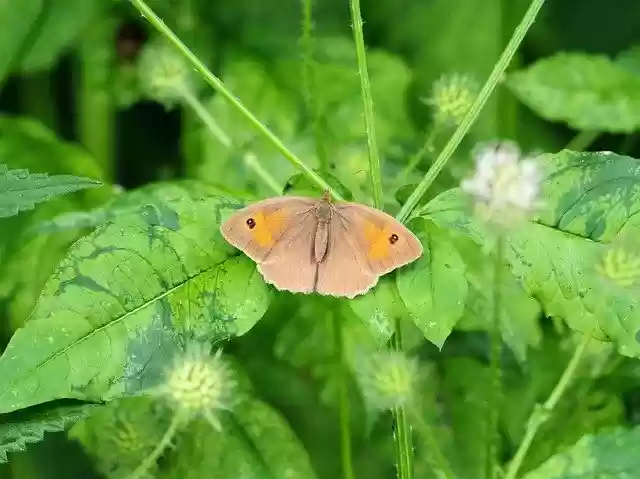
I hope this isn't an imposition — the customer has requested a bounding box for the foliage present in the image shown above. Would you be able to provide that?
[1,0,640,478]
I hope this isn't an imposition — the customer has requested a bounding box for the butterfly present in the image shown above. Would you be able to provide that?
[220,191,423,298]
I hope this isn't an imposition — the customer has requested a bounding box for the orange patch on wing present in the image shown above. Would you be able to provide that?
[364,221,393,260]
[251,210,287,247]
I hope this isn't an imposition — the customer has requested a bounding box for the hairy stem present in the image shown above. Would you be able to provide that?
[349,0,383,208]
[504,329,594,479]
[396,0,547,223]
[487,238,504,479]
[333,312,355,479]
[128,412,182,479]
[129,0,341,199]
[392,317,413,479]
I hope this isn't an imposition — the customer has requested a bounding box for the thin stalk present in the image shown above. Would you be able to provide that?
[301,0,328,172]
[396,128,439,188]
[333,312,355,479]
[396,0,547,224]
[406,401,456,479]
[504,329,594,479]
[181,88,281,193]
[129,0,342,200]
[349,0,383,208]
[19,72,58,132]
[565,130,599,152]
[128,412,182,479]
[392,317,413,479]
[486,238,504,479]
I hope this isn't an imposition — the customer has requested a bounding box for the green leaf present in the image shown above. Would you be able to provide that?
[0,164,102,218]
[0,0,43,81]
[508,53,640,133]
[536,150,640,242]
[162,398,317,479]
[396,219,468,348]
[615,44,640,76]
[422,150,640,356]
[522,427,640,479]
[347,276,400,345]
[0,195,272,414]
[0,402,98,463]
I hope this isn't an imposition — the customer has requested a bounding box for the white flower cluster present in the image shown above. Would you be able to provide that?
[462,141,542,227]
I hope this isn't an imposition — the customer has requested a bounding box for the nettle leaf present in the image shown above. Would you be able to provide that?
[508,53,640,133]
[162,398,317,479]
[396,219,468,348]
[537,150,640,242]
[522,427,640,479]
[0,195,273,414]
[0,164,102,218]
[0,402,98,463]
[423,151,640,357]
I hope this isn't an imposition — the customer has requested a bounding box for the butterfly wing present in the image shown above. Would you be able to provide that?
[333,203,423,276]
[220,197,317,262]
[220,196,320,293]
[314,215,379,298]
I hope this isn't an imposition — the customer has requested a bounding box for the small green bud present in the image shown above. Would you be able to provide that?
[138,38,192,107]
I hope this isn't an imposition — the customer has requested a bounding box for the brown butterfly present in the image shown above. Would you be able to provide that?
[220,191,423,298]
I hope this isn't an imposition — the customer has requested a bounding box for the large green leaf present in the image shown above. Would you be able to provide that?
[161,398,317,479]
[421,151,640,357]
[508,53,640,133]
[522,427,640,479]
[396,219,468,348]
[0,195,273,414]
[0,165,102,218]
[0,402,98,463]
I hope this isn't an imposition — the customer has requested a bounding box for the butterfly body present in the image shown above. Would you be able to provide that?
[220,192,423,298]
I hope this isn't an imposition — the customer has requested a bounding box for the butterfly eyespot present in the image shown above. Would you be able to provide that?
[389,233,399,245]
[246,218,256,229]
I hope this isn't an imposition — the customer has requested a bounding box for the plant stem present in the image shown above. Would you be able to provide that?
[128,412,182,479]
[392,317,413,479]
[406,402,456,479]
[181,87,232,148]
[349,0,383,208]
[129,0,342,200]
[565,130,599,152]
[301,0,328,172]
[243,152,283,195]
[487,238,504,479]
[504,329,594,479]
[396,0,547,224]
[333,312,355,479]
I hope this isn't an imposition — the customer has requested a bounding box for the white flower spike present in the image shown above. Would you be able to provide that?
[462,141,542,228]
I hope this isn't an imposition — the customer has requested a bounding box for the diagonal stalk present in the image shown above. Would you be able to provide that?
[129,0,342,200]
[396,0,547,224]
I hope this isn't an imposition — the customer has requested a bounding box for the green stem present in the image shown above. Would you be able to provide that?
[243,152,283,195]
[301,0,328,172]
[19,71,58,133]
[406,402,456,479]
[333,312,355,479]
[128,412,182,479]
[181,87,232,148]
[504,329,594,479]
[565,130,599,152]
[396,0,547,224]
[396,127,439,188]
[487,238,504,479]
[349,0,383,208]
[129,0,341,200]
[392,317,413,479]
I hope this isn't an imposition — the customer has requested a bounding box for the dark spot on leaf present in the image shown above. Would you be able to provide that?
[140,203,180,231]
